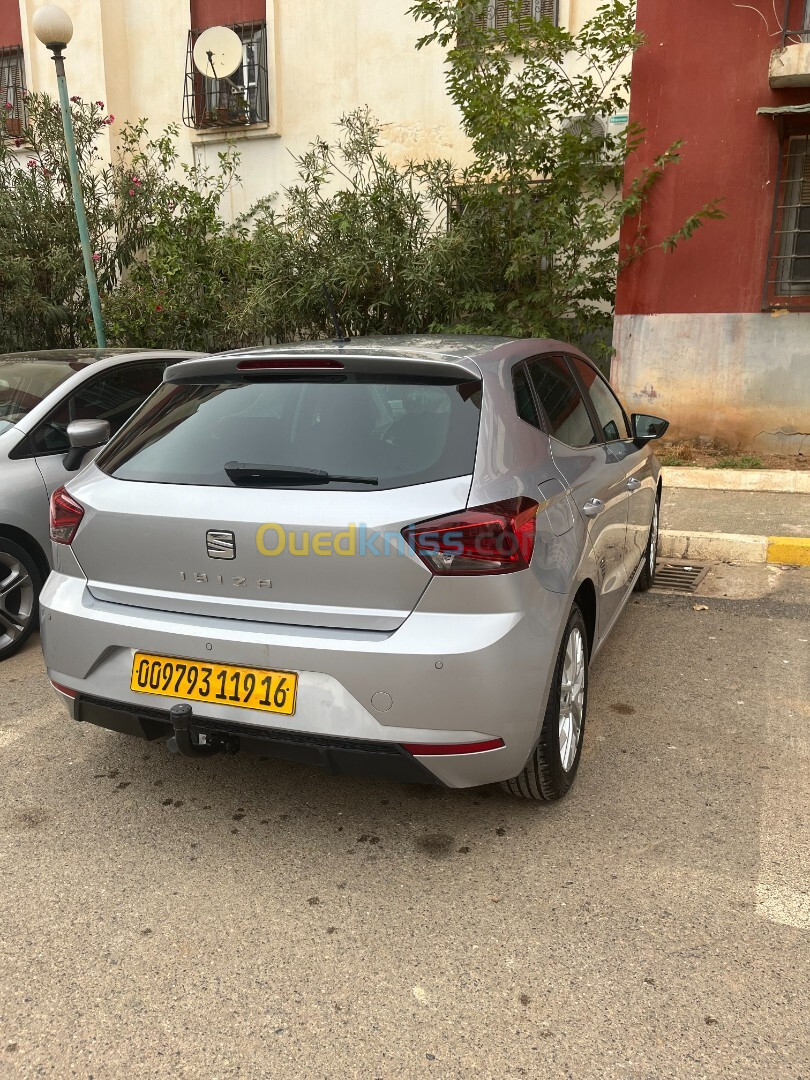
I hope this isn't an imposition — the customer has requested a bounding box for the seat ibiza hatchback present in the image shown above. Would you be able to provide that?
[40,337,668,800]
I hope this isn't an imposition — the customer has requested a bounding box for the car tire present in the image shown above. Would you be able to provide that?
[0,538,42,662]
[501,604,589,801]
[635,492,660,593]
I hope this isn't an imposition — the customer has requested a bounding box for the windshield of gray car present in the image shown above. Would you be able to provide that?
[0,359,88,435]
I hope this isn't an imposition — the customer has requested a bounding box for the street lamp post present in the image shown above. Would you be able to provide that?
[32,4,107,348]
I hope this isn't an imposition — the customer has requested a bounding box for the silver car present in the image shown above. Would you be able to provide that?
[0,348,202,660]
[40,337,668,800]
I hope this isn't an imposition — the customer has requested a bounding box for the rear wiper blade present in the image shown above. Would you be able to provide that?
[224,462,379,486]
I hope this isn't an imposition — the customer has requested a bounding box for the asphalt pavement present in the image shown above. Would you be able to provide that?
[1,565,808,1079]
[661,488,810,538]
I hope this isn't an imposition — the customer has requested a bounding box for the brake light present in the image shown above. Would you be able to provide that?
[402,498,538,575]
[236,358,345,371]
[50,487,84,545]
[403,738,505,756]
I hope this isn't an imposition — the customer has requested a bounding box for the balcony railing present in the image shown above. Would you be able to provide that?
[182,22,269,131]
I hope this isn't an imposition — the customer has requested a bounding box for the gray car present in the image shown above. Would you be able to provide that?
[40,337,668,800]
[0,348,202,660]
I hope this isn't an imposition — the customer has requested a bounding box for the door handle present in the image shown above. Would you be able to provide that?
[626,477,642,492]
[582,499,607,518]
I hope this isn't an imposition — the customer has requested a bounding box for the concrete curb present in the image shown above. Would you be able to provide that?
[767,537,810,566]
[661,466,810,494]
[660,530,810,566]
[659,530,768,564]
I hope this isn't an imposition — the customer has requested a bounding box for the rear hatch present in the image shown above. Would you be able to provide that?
[69,354,483,632]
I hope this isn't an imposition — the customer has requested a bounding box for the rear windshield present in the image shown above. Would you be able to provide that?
[0,359,88,435]
[98,375,483,491]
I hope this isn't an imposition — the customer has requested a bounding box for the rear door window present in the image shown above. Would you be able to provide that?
[527,355,597,448]
[99,376,483,491]
[30,362,168,455]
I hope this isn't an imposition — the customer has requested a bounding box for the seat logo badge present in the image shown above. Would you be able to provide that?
[206,530,236,560]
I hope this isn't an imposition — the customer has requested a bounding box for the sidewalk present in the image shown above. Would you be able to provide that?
[659,487,810,566]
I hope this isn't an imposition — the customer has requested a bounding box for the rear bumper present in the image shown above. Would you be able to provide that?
[40,570,567,788]
[76,694,444,785]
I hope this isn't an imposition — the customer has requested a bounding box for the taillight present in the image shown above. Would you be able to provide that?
[50,487,84,545]
[402,498,539,575]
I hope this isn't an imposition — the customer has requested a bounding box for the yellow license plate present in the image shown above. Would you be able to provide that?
[130,653,298,716]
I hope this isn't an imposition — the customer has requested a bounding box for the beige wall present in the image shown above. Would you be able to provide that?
[18,0,615,216]
[612,313,810,453]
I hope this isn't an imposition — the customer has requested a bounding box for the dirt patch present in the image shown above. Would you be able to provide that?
[658,443,809,471]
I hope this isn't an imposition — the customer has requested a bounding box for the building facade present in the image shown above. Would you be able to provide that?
[613,0,810,453]
[2,0,605,220]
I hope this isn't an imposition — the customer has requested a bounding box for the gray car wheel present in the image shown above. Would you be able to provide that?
[0,539,41,661]
[501,604,589,801]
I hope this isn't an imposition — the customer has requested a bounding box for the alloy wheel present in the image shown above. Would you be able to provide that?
[0,552,35,652]
[558,627,586,772]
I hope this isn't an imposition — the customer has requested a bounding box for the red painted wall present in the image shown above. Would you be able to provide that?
[190,0,266,29]
[0,0,23,48]
[616,0,809,316]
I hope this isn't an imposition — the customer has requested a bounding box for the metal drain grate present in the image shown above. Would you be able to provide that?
[652,560,710,593]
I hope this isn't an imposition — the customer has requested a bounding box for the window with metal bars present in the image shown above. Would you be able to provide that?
[778,0,810,45]
[182,22,269,130]
[472,0,559,32]
[0,45,27,140]
[764,134,810,307]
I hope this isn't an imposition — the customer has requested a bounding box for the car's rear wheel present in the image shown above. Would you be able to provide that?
[0,539,41,662]
[635,493,660,593]
[501,604,589,801]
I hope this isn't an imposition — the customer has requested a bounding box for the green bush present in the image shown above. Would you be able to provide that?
[0,95,247,352]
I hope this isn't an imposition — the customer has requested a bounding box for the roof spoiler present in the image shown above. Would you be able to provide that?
[164,352,482,384]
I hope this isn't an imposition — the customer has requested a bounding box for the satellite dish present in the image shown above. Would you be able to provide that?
[193,26,243,80]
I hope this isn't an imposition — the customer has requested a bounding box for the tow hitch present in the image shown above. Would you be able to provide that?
[167,703,239,758]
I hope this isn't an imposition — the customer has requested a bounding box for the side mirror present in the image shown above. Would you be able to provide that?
[64,419,111,472]
[631,413,669,447]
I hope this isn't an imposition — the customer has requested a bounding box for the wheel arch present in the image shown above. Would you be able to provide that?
[0,525,50,584]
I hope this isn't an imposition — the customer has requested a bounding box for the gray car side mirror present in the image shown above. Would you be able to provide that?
[631,413,669,447]
[64,419,111,472]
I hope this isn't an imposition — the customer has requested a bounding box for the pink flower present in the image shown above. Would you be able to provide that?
[96,100,104,108]
[92,252,100,262]
[4,101,12,110]
[70,95,80,103]
[26,159,36,168]
[155,304,163,312]
[128,188,135,196]
[14,138,22,147]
